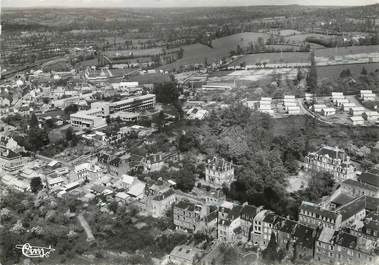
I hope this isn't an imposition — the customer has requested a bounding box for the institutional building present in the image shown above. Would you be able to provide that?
[70,108,107,130]
[91,94,156,116]
[304,146,355,182]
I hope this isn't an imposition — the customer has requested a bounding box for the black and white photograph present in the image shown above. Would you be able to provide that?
[0,0,378,264]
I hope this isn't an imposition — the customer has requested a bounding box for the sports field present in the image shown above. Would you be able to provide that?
[317,62,379,81]
[160,32,270,70]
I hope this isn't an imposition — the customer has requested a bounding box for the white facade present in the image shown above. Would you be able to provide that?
[360,90,376,101]
[70,109,107,130]
[91,94,156,116]
[363,111,379,122]
[350,116,364,126]
[341,102,355,111]
[322,107,336,117]
[349,107,365,116]
[287,106,301,115]
[313,104,327,112]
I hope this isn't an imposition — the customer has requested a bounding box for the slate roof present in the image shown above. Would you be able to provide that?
[175,200,196,211]
[240,204,258,221]
[154,188,175,201]
[275,218,297,234]
[294,224,316,249]
[316,146,345,160]
[358,170,379,188]
[331,193,355,207]
[337,196,366,222]
[300,201,338,221]
[263,212,278,224]
[109,157,121,167]
[365,196,379,212]
[335,232,357,249]
[342,179,378,192]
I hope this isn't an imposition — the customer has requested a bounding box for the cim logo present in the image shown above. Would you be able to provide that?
[15,243,55,258]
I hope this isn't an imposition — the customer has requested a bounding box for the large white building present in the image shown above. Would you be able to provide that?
[70,108,107,130]
[71,94,156,129]
[91,94,156,116]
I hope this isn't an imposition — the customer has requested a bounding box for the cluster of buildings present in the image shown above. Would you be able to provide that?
[166,167,379,265]
[258,97,273,115]
[360,90,377,102]
[70,94,156,129]
[282,95,301,115]
[312,91,379,126]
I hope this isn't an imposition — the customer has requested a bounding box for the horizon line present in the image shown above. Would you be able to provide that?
[2,3,377,9]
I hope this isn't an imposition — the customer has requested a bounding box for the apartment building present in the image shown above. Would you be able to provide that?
[299,201,342,229]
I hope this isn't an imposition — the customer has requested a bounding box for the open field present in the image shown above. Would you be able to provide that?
[106,47,163,57]
[207,68,299,83]
[230,52,310,66]
[283,33,337,43]
[160,32,270,70]
[315,45,379,57]
[317,62,379,81]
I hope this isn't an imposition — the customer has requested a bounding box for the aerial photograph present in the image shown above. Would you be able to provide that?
[0,0,378,264]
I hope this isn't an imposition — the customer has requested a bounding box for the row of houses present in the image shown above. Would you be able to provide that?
[282,95,301,115]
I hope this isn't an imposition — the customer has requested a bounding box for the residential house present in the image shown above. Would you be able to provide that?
[173,200,206,233]
[205,157,235,189]
[169,245,203,265]
[127,180,146,200]
[333,231,376,265]
[260,212,279,249]
[217,202,243,242]
[0,147,24,172]
[322,107,336,117]
[349,106,365,117]
[292,224,317,262]
[121,174,137,190]
[108,155,130,177]
[240,203,260,242]
[342,102,356,112]
[351,116,364,126]
[74,162,101,181]
[273,217,297,252]
[313,104,327,113]
[315,227,338,264]
[147,188,177,218]
[143,151,181,173]
[360,90,376,101]
[363,111,379,122]
[251,209,269,246]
